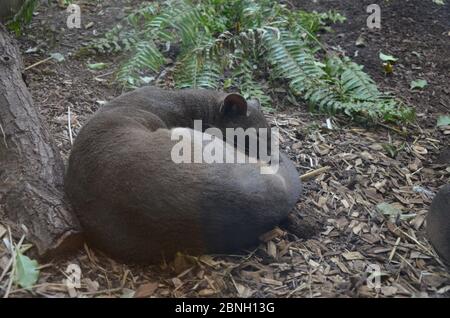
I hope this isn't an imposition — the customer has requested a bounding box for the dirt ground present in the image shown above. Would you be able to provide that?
[0,0,449,297]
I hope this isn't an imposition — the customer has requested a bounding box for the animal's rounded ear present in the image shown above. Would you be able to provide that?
[220,93,248,116]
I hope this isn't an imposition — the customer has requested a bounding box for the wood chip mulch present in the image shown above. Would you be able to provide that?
[1,110,449,298]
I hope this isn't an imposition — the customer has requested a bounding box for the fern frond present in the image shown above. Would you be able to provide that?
[116,41,165,87]
[175,53,221,90]
[263,30,325,94]
[231,58,271,108]
[169,8,203,46]
[339,59,382,100]
[92,0,414,123]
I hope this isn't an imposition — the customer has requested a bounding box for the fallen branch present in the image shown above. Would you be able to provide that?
[23,56,52,71]
[300,166,331,181]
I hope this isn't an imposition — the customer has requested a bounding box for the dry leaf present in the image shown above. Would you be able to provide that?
[342,251,365,261]
[83,278,99,293]
[198,289,216,296]
[235,283,254,298]
[260,277,283,286]
[0,224,6,239]
[259,227,285,242]
[381,286,398,296]
[412,145,428,155]
[267,241,277,258]
[134,282,159,298]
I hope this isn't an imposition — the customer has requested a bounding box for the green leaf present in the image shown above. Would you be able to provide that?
[88,63,108,70]
[14,251,40,289]
[50,53,65,62]
[433,0,445,5]
[223,78,232,89]
[410,79,428,90]
[376,202,401,218]
[121,288,136,298]
[382,142,405,158]
[140,76,155,84]
[376,202,414,222]
[379,52,398,62]
[437,115,450,127]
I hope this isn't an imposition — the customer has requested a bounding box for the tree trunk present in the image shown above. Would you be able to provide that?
[0,25,82,259]
[0,0,26,23]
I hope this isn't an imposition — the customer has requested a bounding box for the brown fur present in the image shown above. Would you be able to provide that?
[427,184,450,264]
[65,87,302,263]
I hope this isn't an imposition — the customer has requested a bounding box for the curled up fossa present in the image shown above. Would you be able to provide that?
[65,87,302,263]
[427,184,450,265]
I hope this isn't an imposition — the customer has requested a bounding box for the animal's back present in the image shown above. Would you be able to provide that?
[427,184,450,264]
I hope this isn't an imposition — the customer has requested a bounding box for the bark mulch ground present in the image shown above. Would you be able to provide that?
[0,0,449,297]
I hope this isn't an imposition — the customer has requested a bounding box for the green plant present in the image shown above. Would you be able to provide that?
[410,79,428,90]
[437,115,450,127]
[382,142,406,158]
[60,0,75,5]
[6,0,38,35]
[91,0,414,123]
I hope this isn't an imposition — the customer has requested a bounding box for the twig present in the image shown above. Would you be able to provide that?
[79,286,124,296]
[4,230,19,297]
[287,283,307,298]
[95,71,115,79]
[24,56,52,71]
[389,237,401,262]
[68,106,73,145]
[396,253,421,281]
[0,255,13,284]
[0,122,7,148]
[5,239,41,297]
[379,123,407,136]
[0,227,14,296]
[300,166,331,181]
[397,227,446,268]
[7,283,67,295]
[2,228,27,298]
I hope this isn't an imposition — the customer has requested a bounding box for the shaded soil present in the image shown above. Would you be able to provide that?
[291,0,450,123]
[0,0,449,298]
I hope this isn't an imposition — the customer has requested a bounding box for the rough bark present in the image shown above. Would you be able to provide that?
[0,24,82,259]
[0,0,26,23]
